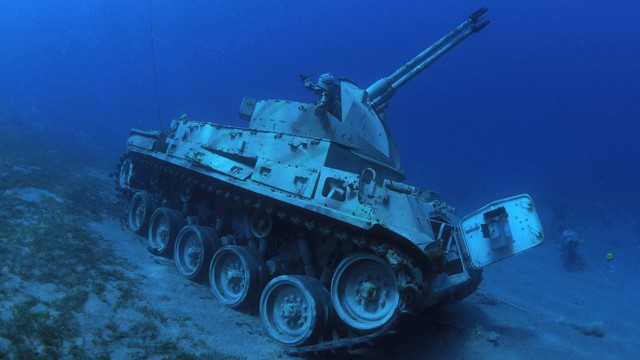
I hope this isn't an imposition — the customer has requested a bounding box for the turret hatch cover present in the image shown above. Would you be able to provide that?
[460,194,544,269]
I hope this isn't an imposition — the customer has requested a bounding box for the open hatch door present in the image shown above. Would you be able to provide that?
[460,194,544,269]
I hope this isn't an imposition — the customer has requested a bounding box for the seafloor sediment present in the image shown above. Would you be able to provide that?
[1,119,638,359]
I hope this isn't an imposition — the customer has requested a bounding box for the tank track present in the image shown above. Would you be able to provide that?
[116,151,429,352]
[284,313,402,355]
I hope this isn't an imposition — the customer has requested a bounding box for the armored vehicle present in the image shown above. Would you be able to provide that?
[117,8,543,352]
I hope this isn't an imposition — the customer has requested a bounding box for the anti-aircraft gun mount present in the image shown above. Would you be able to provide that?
[367,7,489,113]
[117,7,542,354]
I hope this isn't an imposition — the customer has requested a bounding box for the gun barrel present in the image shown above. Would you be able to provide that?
[366,8,489,111]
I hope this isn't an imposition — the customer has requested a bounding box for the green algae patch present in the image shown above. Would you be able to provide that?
[0,122,245,360]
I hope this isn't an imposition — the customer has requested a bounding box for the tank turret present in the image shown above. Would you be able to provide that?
[117,7,542,354]
[244,8,489,179]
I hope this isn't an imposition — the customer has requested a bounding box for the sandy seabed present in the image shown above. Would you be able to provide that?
[1,121,638,359]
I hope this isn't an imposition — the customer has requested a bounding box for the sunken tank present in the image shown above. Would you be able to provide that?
[117,8,543,353]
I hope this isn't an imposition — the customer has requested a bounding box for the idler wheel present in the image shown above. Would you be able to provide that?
[118,157,134,190]
[128,192,154,236]
[260,275,332,347]
[174,225,220,281]
[331,252,399,331]
[209,246,268,309]
[148,208,185,257]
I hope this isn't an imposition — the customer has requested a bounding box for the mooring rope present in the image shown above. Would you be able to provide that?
[148,0,163,129]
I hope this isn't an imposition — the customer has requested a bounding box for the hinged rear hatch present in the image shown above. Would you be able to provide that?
[460,194,544,269]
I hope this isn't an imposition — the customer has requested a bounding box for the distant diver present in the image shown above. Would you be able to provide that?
[561,229,585,272]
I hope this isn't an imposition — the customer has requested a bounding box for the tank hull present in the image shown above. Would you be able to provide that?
[117,119,497,351]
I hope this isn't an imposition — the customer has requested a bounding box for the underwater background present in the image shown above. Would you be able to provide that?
[1,0,638,217]
[1,1,639,359]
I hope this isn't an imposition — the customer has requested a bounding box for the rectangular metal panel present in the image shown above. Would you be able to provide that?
[460,194,544,269]
[251,159,319,199]
[185,149,253,181]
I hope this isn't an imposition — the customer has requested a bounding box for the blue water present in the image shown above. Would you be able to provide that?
[1,2,640,358]
[1,1,638,229]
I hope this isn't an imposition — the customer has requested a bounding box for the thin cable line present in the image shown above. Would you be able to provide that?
[148,0,163,129]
